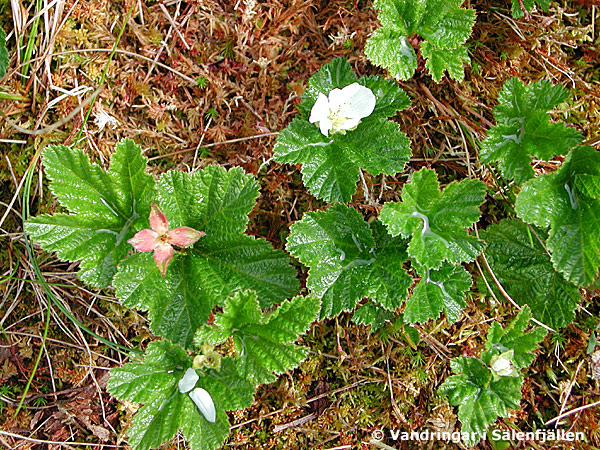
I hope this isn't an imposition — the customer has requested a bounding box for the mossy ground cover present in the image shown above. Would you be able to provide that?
[0,0,599,449]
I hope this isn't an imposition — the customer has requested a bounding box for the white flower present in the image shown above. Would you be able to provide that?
[490,350,517,378]
[189,387,216,423]
[178,367,199,393]
[309,82,376,137]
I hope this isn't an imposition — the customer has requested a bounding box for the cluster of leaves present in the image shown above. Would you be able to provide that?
[480,78,598,288]
[107,292,319,450]
[439,307,546,445]
[287,169,486,328]
[480,78,582,185]
[364,0,476,82]
[112,165,300,348]
[273,57,411,203]
[26,141,300,349]
[25,141,319,450]
[107,341,254,450]
[379,168,486,323]
[516,145,600,287]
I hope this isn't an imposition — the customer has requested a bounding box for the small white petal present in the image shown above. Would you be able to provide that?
[178,368,199,393]
[309,93,330,124]
[337,116,361,132]
[189,387,216,423]
[318,117,333,136]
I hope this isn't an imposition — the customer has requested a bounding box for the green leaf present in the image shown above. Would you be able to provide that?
[511,0,550,18]
[0,28,8,77]
[286,204,411,319]
[516,146,600,286]
[365,221,413,310]
[113,166,299,348]
[274,58,411,203]
[157,167,259,237]
[25,139,155,287]
[379,168,486,269]
[438,357,523,446]
[480,78,582,185]
[421,42,469,83]
[482,306,547,369]
[114,253,213,348]
[352,302,396,331]
[194,291,320,384]
[404,263,473,323]
[364,29,417,82]
[365,0,475,81]
[481,219,579,329]
[107,340,254,450]
[575,173,600,199]
[418,0,477,49]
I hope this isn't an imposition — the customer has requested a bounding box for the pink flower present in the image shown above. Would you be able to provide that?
[127,203,206,277]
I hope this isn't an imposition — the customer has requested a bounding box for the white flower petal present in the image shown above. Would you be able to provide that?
[341,83,376,120]
[309,93,330,124]
[189,387,216,423]
[319,117,333,136]
[178,368,199,393]
[327,87,346,110]
[337,116,361,132]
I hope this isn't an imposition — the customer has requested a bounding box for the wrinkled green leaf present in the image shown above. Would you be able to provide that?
[365,0,475,81]
[25,139,155,287]
[439,356,523,446]
[364,29,417,82]
[480,78,582,185]
[194,291,320,384]
[286,204,411,319]
[482,306,547,369]
[113,166,299,348]
[379,168,486,269]
[516,146,600,286]
[157,166,259,237]
[421,42,470,82]
[404,263,472,323]
[481,219,579,329]
[352,302,396,330]
[274,58,411,203]
[107,340,254,450]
